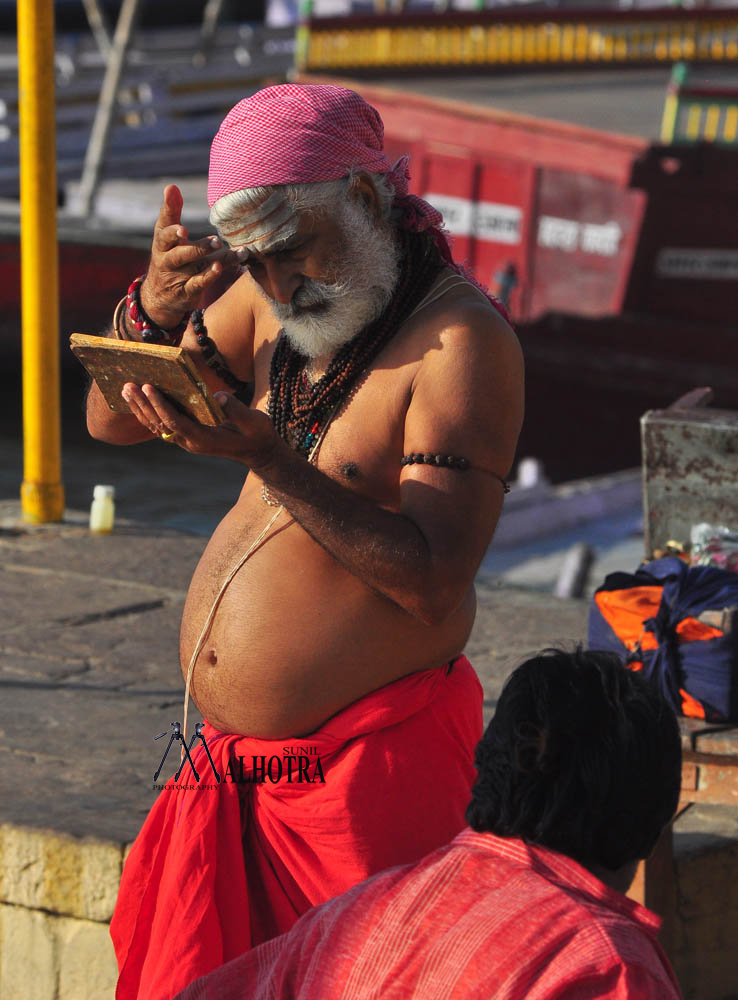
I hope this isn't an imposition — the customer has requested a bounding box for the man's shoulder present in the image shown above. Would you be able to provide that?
[528,871,682,997]
[406,274,520,372]
[411,270,511,326]
[485,859,682,999]
[546,916,682,999]
[404,279,523,419]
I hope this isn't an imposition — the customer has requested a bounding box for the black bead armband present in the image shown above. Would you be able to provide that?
[402,452,470,470]
[401,453,510,493]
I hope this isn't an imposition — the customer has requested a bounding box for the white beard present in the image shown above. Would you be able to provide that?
[266,200,400,360]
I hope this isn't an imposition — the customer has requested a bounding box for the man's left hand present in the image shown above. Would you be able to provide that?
[121,383,277,469]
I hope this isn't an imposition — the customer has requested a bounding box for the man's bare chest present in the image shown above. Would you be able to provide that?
[250,335,418,508]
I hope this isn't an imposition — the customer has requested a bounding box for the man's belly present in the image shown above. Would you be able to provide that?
[179,487,476,738]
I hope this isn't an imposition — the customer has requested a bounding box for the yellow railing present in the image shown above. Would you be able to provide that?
[661,61,738,144]
[302,12,738,71]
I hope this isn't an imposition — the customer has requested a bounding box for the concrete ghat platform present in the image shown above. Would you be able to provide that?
[0,502,736,1000]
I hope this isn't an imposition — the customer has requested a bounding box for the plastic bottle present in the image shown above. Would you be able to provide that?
[89,484,115,534]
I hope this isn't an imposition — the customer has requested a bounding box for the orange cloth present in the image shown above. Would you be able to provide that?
[110,657,482,1000]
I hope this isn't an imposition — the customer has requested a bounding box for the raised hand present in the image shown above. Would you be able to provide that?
[140,184,243,328]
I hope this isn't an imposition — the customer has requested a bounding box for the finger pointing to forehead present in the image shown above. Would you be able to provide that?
[166,234,221,260]
[167,243,239,272]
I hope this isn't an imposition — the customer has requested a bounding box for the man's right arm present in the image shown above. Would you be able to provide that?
[86,274,259,443]
[86,184,254,444]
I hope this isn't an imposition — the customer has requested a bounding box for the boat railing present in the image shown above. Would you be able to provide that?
[298,5,738,74]
[660,60,738,145]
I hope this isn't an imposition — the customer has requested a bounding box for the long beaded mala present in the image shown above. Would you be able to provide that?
[191,308,254,405]
[267,229,442,457]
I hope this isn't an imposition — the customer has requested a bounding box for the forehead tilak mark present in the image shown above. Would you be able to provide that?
[220,191,300,254]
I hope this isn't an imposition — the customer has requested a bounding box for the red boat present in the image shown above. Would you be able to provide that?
[346,82,738,479]
[3,76,737,481]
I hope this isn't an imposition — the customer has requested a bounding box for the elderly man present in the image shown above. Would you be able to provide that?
[89,84,523,999]
[176,649,684,1000]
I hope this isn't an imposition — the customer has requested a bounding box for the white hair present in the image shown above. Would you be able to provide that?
[209,171,396,237]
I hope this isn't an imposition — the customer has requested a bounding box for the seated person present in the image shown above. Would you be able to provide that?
[176,648,683,999]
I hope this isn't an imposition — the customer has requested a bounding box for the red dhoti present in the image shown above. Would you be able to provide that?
[110,656,482,1000]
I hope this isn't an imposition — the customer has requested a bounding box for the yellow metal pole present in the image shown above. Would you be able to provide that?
[17,0,65,522]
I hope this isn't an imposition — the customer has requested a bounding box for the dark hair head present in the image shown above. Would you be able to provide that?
[466,648,681,871]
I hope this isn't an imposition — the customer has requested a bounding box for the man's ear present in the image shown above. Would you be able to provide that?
[348,173,383,221]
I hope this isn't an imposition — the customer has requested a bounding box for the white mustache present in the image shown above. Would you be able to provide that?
[269,278,347,319]
[260,197,400,359]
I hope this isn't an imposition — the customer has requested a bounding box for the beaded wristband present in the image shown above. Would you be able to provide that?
[402,453,510,493]
[126,274,188,345]
[191,308,253,403]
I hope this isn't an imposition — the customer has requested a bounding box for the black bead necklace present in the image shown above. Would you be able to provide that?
[268,229,442,457]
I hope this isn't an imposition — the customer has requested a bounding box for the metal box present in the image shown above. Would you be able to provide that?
[642,394,738,556]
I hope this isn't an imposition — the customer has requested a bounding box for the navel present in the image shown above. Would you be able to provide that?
[341,462,360,480]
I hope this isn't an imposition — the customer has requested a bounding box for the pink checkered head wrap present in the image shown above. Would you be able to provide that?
[208,83,508,318]
[207,83,450,252]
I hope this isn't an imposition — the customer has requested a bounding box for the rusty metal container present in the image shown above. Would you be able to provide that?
[641,390,738,556]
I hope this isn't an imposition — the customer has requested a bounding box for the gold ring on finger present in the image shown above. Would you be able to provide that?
[160,430,175,442]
